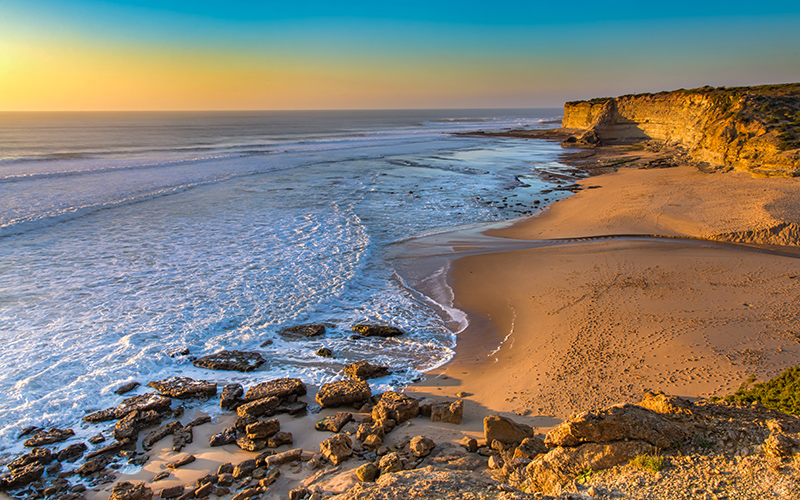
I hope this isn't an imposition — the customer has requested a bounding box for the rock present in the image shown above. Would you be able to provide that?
[115,410,161,441]
[276,400,308,415]
[246,419,280,440]
[266,432,293,448]
[84,408,118,423]
[320,434,353,465]
[85,438,134,459]
[639,391,693,415]
[372,392,419,423]
[216,473,233,486]
[2,463,44,488]
[487,455,503,470]
[259,467,280,487]
[459,436,478,453]
[356,462,380,482]
[147,377,217,399]
[352,324,405,337]
[237,396,280,419]
[115,382,141,395]
[316,379,372,408]
[378,452,403,474]
[316,348,334,358]
[243,378,307,402]
[410,436,435,458]
[194,482,214,498]
[89,434,106,444]
[315,412,354,433]
[56,443,87,462]
[166,455,196,469]
[77,456,112,475]
[142,421,183,450]
[430,400,463,424]
[237,436,267,452]
[159,485,184,499]
[343,361,391,381]
[289,486,311,500]
[513,437,548,459]
[524,440,654,494]
[115,393,172,418]
[231,488,260,500]
[209,427,238,447]
[186,416,211,428]
[362,434,383,450]
[220,383,244,410]
[173,427,193,452]
[153,472,171,482]
[193,350,266,372]
[544,403,688,449]
[263,448,303,467]
[279,324,327,338]
[484,415,533,446]
[8,447,54,469]
[233,459,256,479]
[763,431,798,458]
[235,415,258,431]
[356,422,385,443]
[23,428,75,447]
[110,482,153,500]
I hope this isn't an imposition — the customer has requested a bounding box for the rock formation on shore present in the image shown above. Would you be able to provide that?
[561,83,800,176]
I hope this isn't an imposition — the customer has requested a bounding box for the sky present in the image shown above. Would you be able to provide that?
[1,1,799,111]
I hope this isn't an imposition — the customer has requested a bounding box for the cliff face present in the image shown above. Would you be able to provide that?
[562,84,800,176]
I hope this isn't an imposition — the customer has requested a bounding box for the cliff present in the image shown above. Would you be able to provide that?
[562,83,800,176]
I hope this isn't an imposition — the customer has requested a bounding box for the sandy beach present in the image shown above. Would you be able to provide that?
[408,164,800,422]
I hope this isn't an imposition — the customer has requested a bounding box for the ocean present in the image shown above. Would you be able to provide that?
[0,109,581,455]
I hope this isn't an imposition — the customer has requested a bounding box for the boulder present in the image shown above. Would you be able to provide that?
[109,481,153,500]
[1,463,44,489]
[356,422,386,443]
[56,443,87,462]
[276,400,308,415]
[430,400,464,424]
[316,379,372,408]
[232,459,256,479]
[115,393,172,418]
[166,455,195,469]
[372,392,419,423]
[459,436,478,453]
[210,427,238,447]
[246,419,280,440]
[352,324,405,338]
[343,361,391,381]
[410,436,435,458]
[243,378,307,402]
[639,391,693,415]
[159,485,184,499]
[172,427,193,452]
[23,428,75,447]
[76,456,112,475]
[115,410,161,441]
[763,432,798,458]
[513,437,548,460]
[193,350,266,372]
[85,439,134,459]
[378,452,403,474]
[266,431,293,448]
[114,382,140,395]
[524,440,654,494]
[544,403,689,449]
[315,412,354,433]
[8,447,54,469]
[83,408,118,423]
[231,488,260,500]
[237,396,280,419]
[362,434,383,450]
[320,434,353,465]
[356,462,380,482]
[316,348,334,358]
[220,383,244,410]
[237,436,267,452]
[147,377,217,399]
[279,324,327,338]
[484,415,533,446]
[142,421,183,450]
[263,448,303,467]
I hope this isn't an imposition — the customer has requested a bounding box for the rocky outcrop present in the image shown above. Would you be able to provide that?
[279,324,327,338]
[351,324,406,338]
[343,361,391,381]
[193,350,266,372]
[243,378,307,402]
[316,380,372,408]
[147,377,217,399]
[484,415,533,446]
[561,84,800,176]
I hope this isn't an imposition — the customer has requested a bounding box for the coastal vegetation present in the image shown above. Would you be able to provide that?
[726,366,800,415]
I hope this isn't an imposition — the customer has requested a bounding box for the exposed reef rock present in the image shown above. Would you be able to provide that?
[561,83,800,176]
[193,350,266,372]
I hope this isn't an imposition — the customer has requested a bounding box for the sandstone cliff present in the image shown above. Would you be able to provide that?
[562,83,800,176]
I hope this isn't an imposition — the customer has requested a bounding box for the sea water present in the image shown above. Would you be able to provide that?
[0,109,581,455]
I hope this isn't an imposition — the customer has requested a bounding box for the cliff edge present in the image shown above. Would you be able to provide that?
[562,83,800,176]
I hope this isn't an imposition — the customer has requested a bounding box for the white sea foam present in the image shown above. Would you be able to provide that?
[0,110,578,456]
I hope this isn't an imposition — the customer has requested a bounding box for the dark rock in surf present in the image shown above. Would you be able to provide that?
[114,382,140,395]
[351,324,405,338]
[147,377,217,399]
[343,361,391,381]
[23,428,75,447]
[279,324,327,338]
[243,378,307,402]
[114,393,172,419]
[193,350,265,372]
[220,383,244,410]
